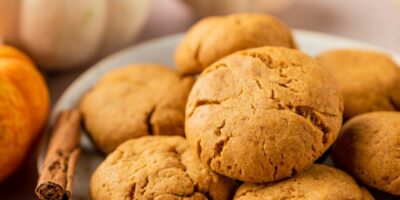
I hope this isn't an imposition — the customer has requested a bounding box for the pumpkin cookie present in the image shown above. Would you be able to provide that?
[90,136,237,200]
[332,111,400,195]
[317,49,400,120]
[80,64,194,153]
[233,164,374,200]
[174,13,296,75]
[185,47,343,183]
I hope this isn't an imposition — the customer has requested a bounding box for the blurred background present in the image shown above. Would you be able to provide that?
[0,0,399,199]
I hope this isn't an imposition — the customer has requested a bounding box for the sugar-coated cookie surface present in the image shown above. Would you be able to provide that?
[80,64,194,153]
[174,13,296,75]
[185,46,343,183]
[332,111,400,195]
[90,136,237,200]
[233,164,374,200]
[317,49,400,120]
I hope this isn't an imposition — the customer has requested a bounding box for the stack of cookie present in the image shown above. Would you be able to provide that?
[80,13,400,199]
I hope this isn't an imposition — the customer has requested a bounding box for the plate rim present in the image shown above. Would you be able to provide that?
[36,29,400,172]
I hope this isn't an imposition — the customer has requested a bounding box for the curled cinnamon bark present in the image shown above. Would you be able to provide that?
[35,109,81,200]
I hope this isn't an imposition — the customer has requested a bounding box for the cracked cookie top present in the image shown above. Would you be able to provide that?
[332,111,400,195]
[233,164,374,200]
[90,136,238,200]
[174,13,296,75]
[80,64,194,154]
[185,47,343,183]
[317,49,400,120]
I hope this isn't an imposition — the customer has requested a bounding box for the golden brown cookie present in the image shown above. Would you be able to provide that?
[317,49,400,120]
[90,136,237,200]
[233,164,374,200]
[80,64,194,153]
[332,111,400,195]
[174,13,296,75]
[185,47,343,183]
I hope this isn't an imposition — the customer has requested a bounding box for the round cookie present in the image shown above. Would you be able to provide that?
[317,49,400,120]
[185,47,343,183]
[233,164,374,200]
[174,13,296,75]
[90,136,237,200]
[332,111,400,195]
[80,64,194,153]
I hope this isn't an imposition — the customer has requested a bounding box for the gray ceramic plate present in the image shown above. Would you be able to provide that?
[37,30,400,199]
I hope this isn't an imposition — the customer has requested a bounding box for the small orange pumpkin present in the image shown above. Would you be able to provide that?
[0,45,49,182]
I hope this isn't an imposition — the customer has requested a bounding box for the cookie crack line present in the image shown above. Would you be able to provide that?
[284,104,331,145]
[274,81,299,93]
[214,120,225,136]
[243,52,304,93]
[241,51,303,71]
[270,89,336,125]
[142,177,149,195]
[260,139,278,180]
[213,136,231,160]
[285,104,337,118]
[189,97,336,141]
[209,131,233,169]
[154,192,205,199]
[241,52,272,68]
[201,63,228,76]
[128,183,136,200]
[169,146,205,198]
[193,42,203,68]
[270,94,333,145]
[268,156,278,180]
[146,106,156,135]
[234,188,257,199]
[381,173,400,188]
[187,99,223,118]
[255,79,263,90]
[187,89,242,118]
[389,95,400,110]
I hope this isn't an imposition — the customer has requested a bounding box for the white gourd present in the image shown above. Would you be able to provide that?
[0,0,153,70]
[99,0,153,57]
[21,0,108,69]
[183,0,292,17]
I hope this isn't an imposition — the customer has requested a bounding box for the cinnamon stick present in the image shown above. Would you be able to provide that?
[35,109,81,200]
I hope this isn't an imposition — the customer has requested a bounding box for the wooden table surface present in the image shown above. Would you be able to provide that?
[1,0,399,199]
